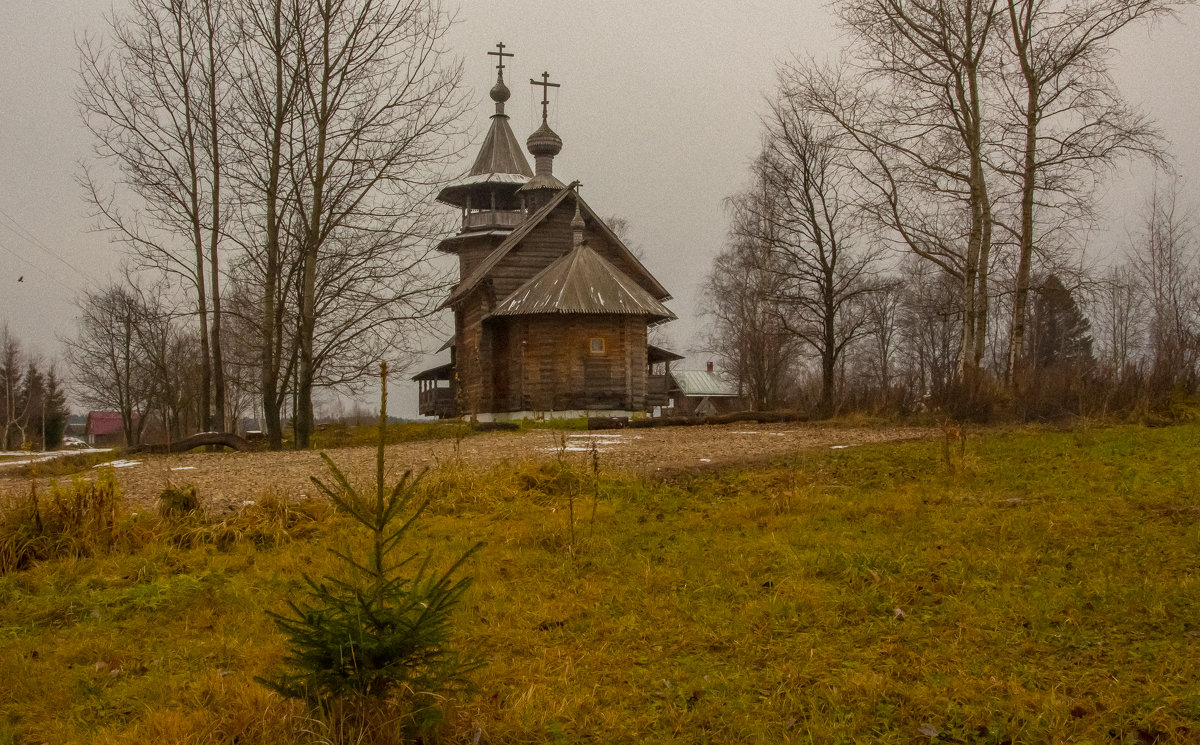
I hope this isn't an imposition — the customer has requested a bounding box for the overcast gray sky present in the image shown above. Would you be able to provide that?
[1,0,1197,417]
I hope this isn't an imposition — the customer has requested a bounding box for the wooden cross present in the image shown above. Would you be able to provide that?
[487,42,513,76]
[530,71,559,122]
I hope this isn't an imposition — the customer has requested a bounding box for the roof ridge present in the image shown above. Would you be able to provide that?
[443,185,673,310]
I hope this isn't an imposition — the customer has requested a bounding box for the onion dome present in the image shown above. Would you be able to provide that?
[527,119,562,159]
[490,77,511,106]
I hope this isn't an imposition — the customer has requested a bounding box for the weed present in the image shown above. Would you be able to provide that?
[157,484,200,519]
[0,472,123,573]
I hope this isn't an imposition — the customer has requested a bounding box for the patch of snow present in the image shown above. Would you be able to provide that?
[830,444,860,450]
[97,459,141,469]
[170,466,196,471]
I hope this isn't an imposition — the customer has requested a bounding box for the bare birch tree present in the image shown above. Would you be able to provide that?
[285,0,465,448]
[998,0,1174,388]
[785,0,1001,397]
[78,0,232,434]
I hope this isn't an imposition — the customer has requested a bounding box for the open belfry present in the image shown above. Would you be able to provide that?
[414,44,679,421]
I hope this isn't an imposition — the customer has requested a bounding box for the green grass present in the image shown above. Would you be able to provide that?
[1,424,1198,743]
[309,420,477,450]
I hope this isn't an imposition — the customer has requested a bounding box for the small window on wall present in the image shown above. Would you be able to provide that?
[589,337,605,355]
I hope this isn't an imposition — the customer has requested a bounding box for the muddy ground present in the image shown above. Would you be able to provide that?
[4,423,935,511]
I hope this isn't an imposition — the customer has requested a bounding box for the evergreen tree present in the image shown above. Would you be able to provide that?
[42,367,68,449]
[1030,274,1095,372]
[262,364,482,713]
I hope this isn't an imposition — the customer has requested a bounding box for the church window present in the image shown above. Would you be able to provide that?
[590,337,605,354]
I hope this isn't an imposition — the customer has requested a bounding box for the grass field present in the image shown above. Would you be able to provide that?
[1,423,1198,743]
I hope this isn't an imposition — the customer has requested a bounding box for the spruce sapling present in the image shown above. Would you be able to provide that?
[261,363,482,707]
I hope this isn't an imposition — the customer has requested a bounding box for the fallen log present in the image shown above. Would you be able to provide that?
[130,432,254,454]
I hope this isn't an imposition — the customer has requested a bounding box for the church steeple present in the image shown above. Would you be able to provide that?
[436,43,533,217]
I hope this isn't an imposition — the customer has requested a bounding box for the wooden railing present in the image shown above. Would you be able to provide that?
[463,210,523,230]
[418,387,456,418]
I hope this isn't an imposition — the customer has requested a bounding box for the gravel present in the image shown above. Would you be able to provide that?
[3,423,934,511]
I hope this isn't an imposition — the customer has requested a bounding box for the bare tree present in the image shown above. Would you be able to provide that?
[67,282,159,446]
[225,0,306,448]
[897,257,965,404]
[1090,262,1146,379]
[751,104,887,415]
[788,0,1001,394]
[0,327,32,451]
[702,189,800,410]
[859,280,904,408]
[1130,176,1199,393]
[78,0,233,434]
[284,0,466,448]
[999,0,1174,388]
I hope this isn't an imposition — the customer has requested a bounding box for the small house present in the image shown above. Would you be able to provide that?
[84,411,128,447]
[668,364,742,417]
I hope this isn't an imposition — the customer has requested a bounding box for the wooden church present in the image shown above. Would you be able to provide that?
[414,45,679,421]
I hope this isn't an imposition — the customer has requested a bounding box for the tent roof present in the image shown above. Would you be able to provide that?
[489,242,675,321]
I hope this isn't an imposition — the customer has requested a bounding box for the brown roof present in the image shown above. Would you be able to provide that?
[488,242,675,322]
[412,362,454,382]
[468,113,533,178]
[648,344,685,363]
[443,185,671,309]
[436,112,532,206]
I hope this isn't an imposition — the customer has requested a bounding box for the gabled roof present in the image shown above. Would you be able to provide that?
[648,345,685,363]
[671,370,739,397]
[489,242,675,321]
[443,185,671,309]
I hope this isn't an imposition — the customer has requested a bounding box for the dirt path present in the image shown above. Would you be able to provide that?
[5,423,934,511]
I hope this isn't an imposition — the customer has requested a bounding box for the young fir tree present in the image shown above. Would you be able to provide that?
[262,363,482,706]
[1030,274,1095,373]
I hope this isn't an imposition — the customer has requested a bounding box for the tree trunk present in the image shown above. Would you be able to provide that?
[207,35,226,434]
[1006,1,1038,390]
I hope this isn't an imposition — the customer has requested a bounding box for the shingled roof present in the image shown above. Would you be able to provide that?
[435,80,533,207]
[489,242,675,322]
[443,185,670,309]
